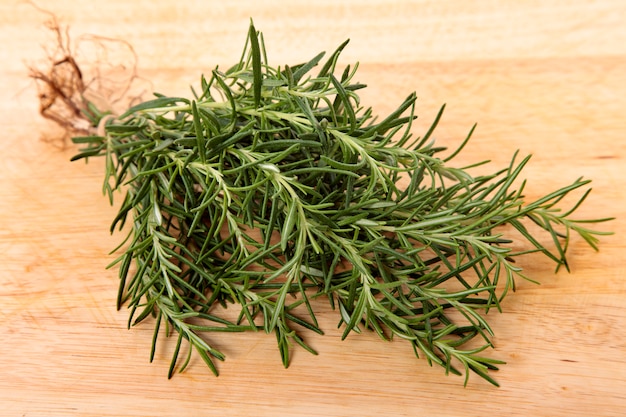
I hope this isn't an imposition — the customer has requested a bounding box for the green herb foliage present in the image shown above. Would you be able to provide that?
[72,22,612,386]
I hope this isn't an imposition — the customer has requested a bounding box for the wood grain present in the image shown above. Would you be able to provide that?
[1,1,625,416]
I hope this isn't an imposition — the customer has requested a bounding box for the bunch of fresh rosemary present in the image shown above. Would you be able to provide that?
[68,22,611,386]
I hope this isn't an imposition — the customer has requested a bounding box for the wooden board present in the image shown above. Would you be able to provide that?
[2,1,625,416]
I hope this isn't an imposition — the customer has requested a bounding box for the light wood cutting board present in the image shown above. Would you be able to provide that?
[1,1,625,416]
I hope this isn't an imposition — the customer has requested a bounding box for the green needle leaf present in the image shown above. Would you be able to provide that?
[248,20,262,108]
[191,100,206,163]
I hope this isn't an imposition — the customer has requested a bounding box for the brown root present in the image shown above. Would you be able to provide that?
[28,6,149,146]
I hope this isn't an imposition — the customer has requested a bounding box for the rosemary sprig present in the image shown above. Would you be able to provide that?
[69,22,612,386]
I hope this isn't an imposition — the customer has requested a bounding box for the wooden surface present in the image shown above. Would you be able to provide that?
[2,1,625,416]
